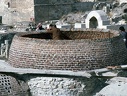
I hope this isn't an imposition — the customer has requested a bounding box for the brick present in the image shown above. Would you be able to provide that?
[8,29,127,71]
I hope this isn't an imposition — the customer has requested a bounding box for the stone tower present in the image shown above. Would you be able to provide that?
[0,0,34,25]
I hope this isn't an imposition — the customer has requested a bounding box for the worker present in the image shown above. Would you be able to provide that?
[46,24,61,40]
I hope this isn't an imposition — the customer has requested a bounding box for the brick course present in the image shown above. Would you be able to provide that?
[8,29,127,71]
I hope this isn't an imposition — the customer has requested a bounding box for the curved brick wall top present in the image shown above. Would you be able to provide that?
[8,29,127,71]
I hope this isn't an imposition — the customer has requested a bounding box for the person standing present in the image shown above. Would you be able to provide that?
[119,26,127,48]
[46,24,61,40]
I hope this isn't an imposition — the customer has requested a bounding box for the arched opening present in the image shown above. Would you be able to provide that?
[89,17,98,28]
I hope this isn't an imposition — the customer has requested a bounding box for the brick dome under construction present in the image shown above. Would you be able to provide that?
[8,29,127,71]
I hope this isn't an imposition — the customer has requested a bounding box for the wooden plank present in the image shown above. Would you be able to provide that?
[0,67,91,78]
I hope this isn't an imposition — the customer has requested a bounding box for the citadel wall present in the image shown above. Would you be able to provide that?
[34,0,95,23]
[0,0,34,24]
[0,0,125,24]
[0,0,95,24]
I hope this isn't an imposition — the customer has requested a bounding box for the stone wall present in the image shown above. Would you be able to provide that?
[34,0,94,23]
[0,0,126,25]
[0,0,95,24]
[8,29,127,71]
[0,0,34,25]
[10,0,34,23]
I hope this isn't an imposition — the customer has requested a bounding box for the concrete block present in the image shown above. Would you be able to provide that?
[74,23,86,28]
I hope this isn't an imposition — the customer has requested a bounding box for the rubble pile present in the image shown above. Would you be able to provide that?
[56,1,127,25]
[28,77,104,96]
[28,69,127,96]
[28,77,85,96]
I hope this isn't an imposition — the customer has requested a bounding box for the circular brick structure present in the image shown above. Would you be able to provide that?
[8,29,127,71]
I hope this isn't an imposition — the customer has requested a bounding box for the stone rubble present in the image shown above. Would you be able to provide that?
[56,1,127,26]
[28,77,85,96]
[96,77,127,96]
[27,69,127,96]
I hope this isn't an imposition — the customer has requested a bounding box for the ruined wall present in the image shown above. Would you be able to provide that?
[13,0,34,22]
[0,0,116,24]
[0,0,124,25]
[8,29,127,71]
[0,0,95,24]
[10,0,34,23]
[0,0,34,24]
